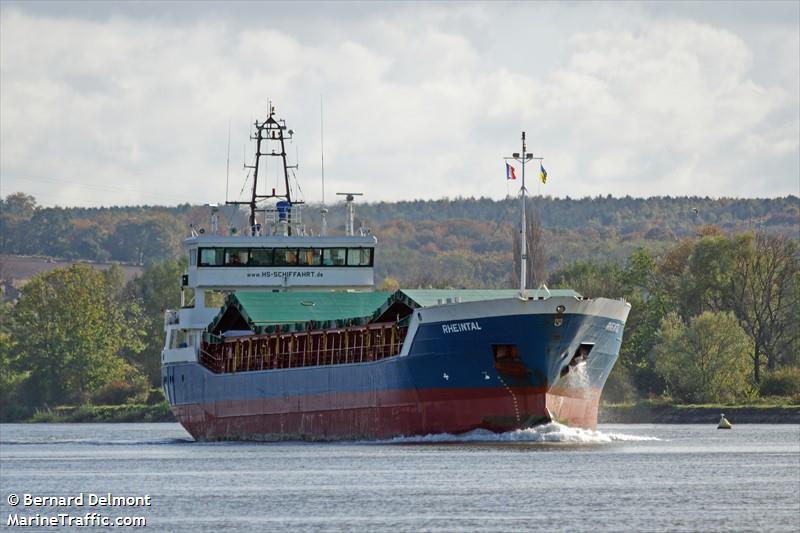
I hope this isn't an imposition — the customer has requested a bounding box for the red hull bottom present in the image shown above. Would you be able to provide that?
[172,387,602,442]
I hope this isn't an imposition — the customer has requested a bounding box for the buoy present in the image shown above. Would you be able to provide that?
[717,414,732,429]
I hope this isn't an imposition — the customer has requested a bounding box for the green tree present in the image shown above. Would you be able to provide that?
[9,264,145,406]
[549,261,623,298]
[0,193,37,254]
[686,234,743,315]
[0,303,28,419]
[613,248,671,397]
[72,226,111,261]
[28,208,76,258]
[652,239,695,321]
[106,216,184,263]
[124,258,185,385]
[724,233,799,381]
[654,311,753,403]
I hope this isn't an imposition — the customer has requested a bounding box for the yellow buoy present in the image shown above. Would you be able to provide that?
[717,414,732,429]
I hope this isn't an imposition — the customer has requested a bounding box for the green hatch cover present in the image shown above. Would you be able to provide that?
[229,291,392,327]
[205,288,583,337]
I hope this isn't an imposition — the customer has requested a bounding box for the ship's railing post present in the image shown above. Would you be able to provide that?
[335,331,340,365]
[304,330,310,367]
[361,329,369,363]
[344,329,349,364]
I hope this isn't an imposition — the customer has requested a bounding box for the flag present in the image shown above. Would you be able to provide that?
[506,163,517,180]
[539,162,547,184]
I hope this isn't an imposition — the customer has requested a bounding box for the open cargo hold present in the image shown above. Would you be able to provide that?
[198,289,581,375]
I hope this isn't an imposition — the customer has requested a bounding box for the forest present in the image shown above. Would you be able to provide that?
[0,192,798,419]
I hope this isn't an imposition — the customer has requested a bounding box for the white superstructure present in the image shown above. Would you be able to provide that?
[162,103,376,367]
[184,234,376,294]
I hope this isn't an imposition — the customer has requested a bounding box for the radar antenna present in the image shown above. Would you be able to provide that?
[336,192,363,236]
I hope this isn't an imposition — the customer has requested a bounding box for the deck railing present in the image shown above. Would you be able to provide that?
[199,323,408,374]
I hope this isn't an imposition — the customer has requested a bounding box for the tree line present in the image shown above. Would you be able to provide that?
[2,192,797,269]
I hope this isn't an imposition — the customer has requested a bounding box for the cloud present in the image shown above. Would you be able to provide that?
[0,3,797,208]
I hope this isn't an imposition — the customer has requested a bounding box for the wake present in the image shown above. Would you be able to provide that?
[384,422,660,444]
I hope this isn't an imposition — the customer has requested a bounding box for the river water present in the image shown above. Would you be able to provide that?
[1,423,798,532]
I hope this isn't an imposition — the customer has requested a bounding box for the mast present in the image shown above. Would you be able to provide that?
[505,132,542,300]
[227,103,303,235]
[520,133,527,299]
[320,96,328,236]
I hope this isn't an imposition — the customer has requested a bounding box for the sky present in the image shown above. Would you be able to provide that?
[1,1,798,208]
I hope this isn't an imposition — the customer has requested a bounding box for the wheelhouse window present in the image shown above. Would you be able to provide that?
[199,248,225,266]
[298,248,322,266]
[323,248,347,266]
[274,249,298,266]
[249,248,274,266]
[347,248,373,266]
[189,249,197,266]
[224,249,249,266]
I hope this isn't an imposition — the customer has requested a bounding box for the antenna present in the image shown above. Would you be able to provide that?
[225,120,231,203]
[208,203,219,234]
[320,95,326,206]
[336,192,363,236]
[320,95,328,236]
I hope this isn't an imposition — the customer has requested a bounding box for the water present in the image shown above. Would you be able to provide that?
[1,423,798,532]
[559,360,592,398]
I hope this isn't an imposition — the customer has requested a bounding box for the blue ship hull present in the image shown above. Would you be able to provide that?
[163,297,629,441]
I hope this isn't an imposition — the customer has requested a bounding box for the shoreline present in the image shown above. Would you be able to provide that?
[5,403,175,424]
[4,402,799,424]
[599,404,800,424]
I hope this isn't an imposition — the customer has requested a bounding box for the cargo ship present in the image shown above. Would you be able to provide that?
[161,105,630,441]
